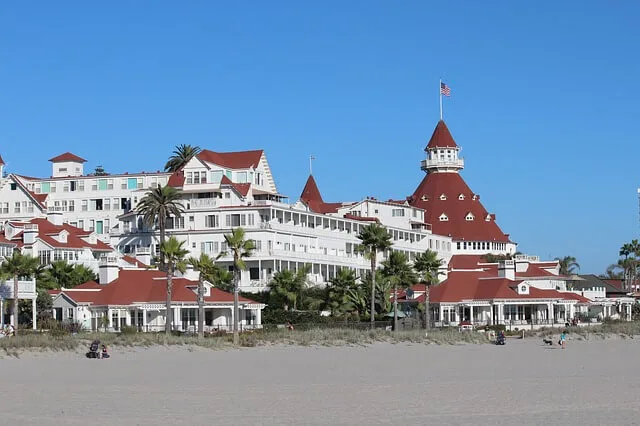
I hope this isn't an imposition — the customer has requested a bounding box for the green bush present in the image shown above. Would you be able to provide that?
[119,326,138,335]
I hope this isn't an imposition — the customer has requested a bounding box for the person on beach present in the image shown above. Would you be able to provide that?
[286,321,294,331]
[100,344,110,359]
[559,331,567,349]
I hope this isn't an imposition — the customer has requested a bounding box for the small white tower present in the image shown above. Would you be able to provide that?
[0,154,5,178]
[420,120,465,174]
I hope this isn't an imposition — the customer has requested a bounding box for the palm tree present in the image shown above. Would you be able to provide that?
[189,253,216,338]
[160,236,189,335]
[136,185,185,270]
[268,265,311,311]
[356,223,393,328]
[603,263,624,279]
[164,144,202,172]
[223,228,255,345]
[555,256,580,276]
[327,268,359,316]
[413,249,443,329]
[0,252,39,334]
[380,251,418,331]
[71,264,97,286]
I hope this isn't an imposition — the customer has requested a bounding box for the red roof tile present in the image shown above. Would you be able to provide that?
[220,175,251,197]
[198,149,263,169]
[122,255,148,268]
[49,152,87,163]
[410,172,510,242]
[56,289,102,304]
[73,280,102,290]
[425,120,458,149]
[448,255,487,270]
[13,218,114,252]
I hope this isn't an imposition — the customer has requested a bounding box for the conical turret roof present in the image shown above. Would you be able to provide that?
[425,120,458,150]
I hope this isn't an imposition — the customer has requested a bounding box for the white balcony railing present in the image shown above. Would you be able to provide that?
[421,158,464,169]
[0,280,37,298]
[187,198,217,209]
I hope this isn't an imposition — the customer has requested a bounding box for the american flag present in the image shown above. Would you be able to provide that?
[440,82,451,97]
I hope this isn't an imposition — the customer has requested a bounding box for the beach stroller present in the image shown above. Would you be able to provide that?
[496,332,506,346]
[86,340,101,359]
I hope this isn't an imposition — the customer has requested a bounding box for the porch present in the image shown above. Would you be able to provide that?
[0,279,38,330]
[91,304,263,333]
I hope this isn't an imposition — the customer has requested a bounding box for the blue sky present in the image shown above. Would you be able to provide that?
[1,1,639,274]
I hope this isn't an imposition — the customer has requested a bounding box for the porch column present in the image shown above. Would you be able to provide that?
[0,298,4,325]
[439,305,443,323]
[175,307,181,331]
[229,306,234,330]
[255,306,262,326]
[31,298,37,330]
[258,259,262,286]
[142,308,147,331]
[469,305,474,324]
[548,303,554,324]
[107,308,113,329]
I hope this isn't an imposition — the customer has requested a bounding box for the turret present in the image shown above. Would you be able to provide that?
[420,120,464,173]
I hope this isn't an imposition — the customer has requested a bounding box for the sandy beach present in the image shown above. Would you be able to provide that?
[1,338,640,425]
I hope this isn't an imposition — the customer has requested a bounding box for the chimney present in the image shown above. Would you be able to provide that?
[99,256,120,284]
[23,224,39,245]
[47,209,64,226]
[135,246,152,266]
[498,260,515,280]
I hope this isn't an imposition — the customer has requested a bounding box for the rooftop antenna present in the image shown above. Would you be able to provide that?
[309,155,316,175]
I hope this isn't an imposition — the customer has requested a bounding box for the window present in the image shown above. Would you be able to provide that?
[104,199,111,211]
[237,172,247,183]
[78,220,84,230]
[350,210,361,217]
[41,182,51,193]
[62,182,69,192]
[98,179,107,190]
[186,172,193,184]
[254,173,261,185]
[9,183,16,191]
[392,209,405,217]
[458,194,465,200]
[108,179,114,190]
[439,194,447,200]
[59,168,68,173]
[127,178,137,190]
[93,199,103,211]
[70,181,77,192]
[205,215,218,228]
[91,180,98,191]
[68,201,74,212]
[465,213,474,221]
[78,181,85,191]
[81,200,88,211]
[438,213,448,221]
[14,202,20,213]
[225,214,245,227]
[457,242,461,250]
[249,268,259,280]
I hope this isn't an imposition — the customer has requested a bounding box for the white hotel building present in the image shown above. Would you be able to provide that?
[0,144,454,292]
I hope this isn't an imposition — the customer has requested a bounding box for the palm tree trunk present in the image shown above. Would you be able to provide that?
[165,266,173,335]
[393,281,398,332]
[370,253,376,329]
[13,275,19,335]
[159,216,166,271]
[232,259,240,345]
[197,277,204,339]
[424,284,430,330]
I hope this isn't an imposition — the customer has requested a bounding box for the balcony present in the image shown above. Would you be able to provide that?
[187,198,217,209]
[0,279,37,299]
[420,158,464,170]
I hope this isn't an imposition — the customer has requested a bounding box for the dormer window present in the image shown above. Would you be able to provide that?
[485,214,491,222]
[439,213,448,221]
[465,212,474,221]
[439,194,447,201]
[421,195,428,201]
[472,194,478,201]
[458,194,465,200]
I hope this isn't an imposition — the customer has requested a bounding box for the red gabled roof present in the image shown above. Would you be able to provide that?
[197,150,263,169]
[88,270,259,306]
[448,255,487,270]
[122,255,148,268]
[410,172,510,242]
[0,155,4,165]
[73,280,102,290]
[54,289,102,304]
[300,175,343,214]
[13,218,114,252]
[49,152,87,163]
[220,175,251,197]
[167,170,185,188]
[425,120,458,149]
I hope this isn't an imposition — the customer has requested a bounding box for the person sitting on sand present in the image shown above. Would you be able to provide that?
[286,321,294,331]
[100,344,110,359]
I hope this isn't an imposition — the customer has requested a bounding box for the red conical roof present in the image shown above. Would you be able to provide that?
[425,120,458,150]
[0,155,4,165]
[299,175,343,214]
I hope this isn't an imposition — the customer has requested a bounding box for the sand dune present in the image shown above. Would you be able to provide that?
[1,338,640,425]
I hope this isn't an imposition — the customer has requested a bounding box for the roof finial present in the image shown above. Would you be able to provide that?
[309,155,316,175]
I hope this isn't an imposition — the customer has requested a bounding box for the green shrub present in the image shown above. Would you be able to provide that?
[119,326,138,335]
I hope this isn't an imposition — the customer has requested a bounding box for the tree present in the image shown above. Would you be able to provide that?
[555,256,580,276]
[71,264,97,286]
[268,265,311,311]
[223,228,255,345]
[327,268,359,316]
[137,185,185,270]
[209,265,234,292]
[0,252,39,334]
[620,240,640,291]
[160,236,189,335]
[413,249,443,329]
[37,261,98,290]
[189,253,216,338]
[164,144,202,172]
[380,251,417,331]
[356,223,393,328]
[94,165,108,176]
[602,263,624,280]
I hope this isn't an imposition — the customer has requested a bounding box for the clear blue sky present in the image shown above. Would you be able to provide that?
[2,1,639,274]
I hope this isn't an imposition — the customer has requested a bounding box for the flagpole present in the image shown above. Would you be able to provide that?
[439,78,443,120]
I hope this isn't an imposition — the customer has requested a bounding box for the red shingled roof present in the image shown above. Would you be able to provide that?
[167,170,185,188]
[425,120,458,149]
[0,155,4,165]
[410,172,510,242]
[122,255,148,268]
[198,150,263,169]
[300,175,344,214]
[448,255,487,270]
[49,152,87,163]
[87,270,259,306]
[220,175,251,197]
[8,218,114,252]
